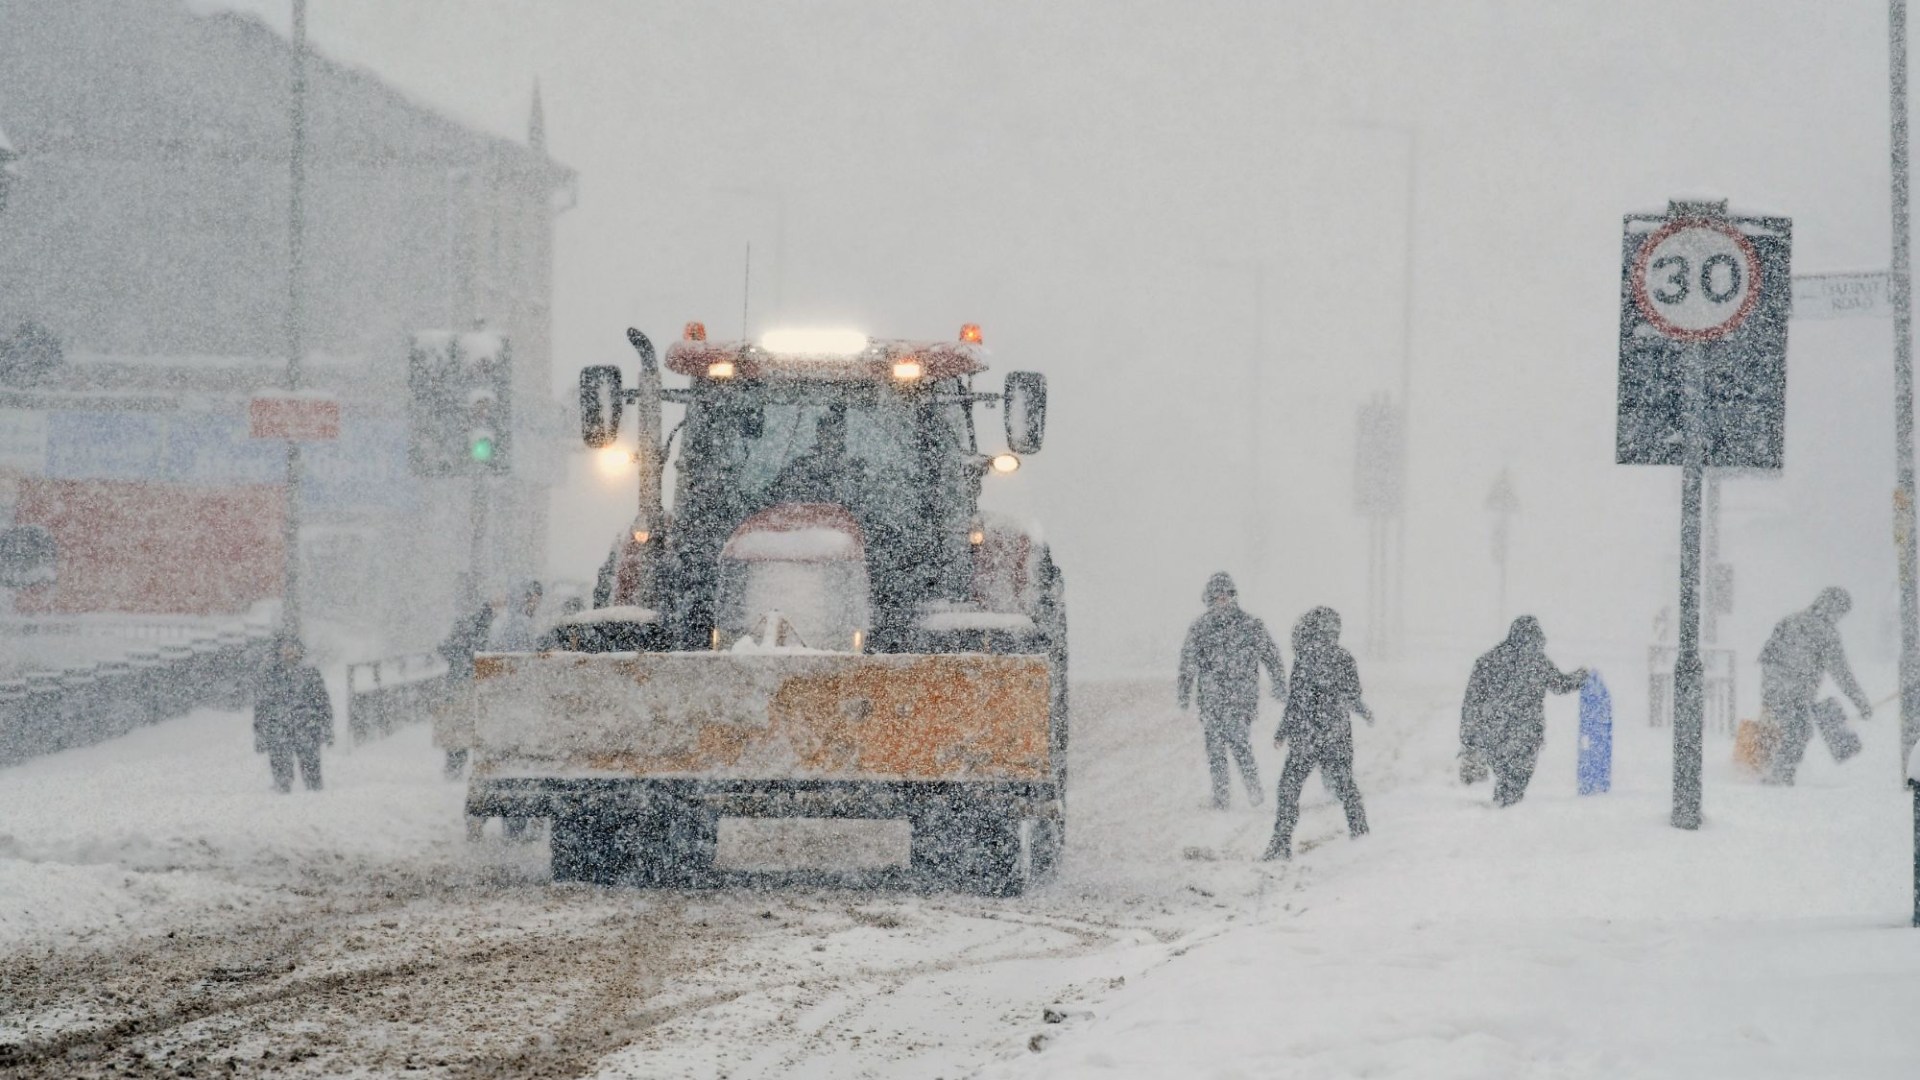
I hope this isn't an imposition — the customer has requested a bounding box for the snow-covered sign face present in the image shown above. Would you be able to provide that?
[1630,219,1763,341]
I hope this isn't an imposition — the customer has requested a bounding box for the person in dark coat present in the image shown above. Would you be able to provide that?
[1762,587,1872,785]
[434,601,495,778]
[1459,616,1587,807]
[1177,572,1284,809]
[1263,607,1371,860]
[253,635,333,793]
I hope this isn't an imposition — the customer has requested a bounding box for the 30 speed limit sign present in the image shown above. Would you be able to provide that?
[1630,219,1763,342]
[1615,203,1791,470]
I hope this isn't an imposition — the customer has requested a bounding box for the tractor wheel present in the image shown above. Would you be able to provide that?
[549,811,632,885]
[1030,812,1065,881]
[912,805,1027,896]
[632,803,716,888]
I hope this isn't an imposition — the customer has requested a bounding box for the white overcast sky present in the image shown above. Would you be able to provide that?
[203,0,1904,682]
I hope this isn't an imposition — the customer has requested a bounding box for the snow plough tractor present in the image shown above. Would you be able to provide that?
[464,323,1067,894]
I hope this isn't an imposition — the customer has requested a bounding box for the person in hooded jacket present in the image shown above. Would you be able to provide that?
[1761,587,1872,786]
[1178,572,1284,809]
[1263,607,1371,860]
[253,635,333,793]
[1459,616,1587,807]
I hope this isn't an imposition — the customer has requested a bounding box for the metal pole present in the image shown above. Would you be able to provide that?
[281,0,308,637]
[1891,0,1920,771]
[1392,131,1417,657]
[1910,777,1920,926]
[465,474,488,610]
[1703,472,1723,645]
[1674,341,1707,831]
[1249,263,1267,602]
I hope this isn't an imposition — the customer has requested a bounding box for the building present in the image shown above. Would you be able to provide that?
[0,0,573,647]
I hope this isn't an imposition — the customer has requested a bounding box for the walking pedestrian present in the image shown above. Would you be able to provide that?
[433,600,495,779]
[1177,572,1284,810]
[1460,616,1587,807]
[253,635,333,793]
[1263,607,1371,860]
[1761,587,1872,786]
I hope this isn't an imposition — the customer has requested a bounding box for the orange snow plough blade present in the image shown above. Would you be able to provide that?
[467,652,1052,783]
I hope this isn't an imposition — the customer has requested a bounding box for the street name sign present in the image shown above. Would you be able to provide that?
[249,395,340,441]
[1792,271,1893,320]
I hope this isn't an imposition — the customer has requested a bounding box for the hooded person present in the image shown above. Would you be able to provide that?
[252,634,333,793]
[1760,587,1871,785]
[489,580,545,653]
[1460,616,1587,807]
[1262,607,1371,859]
[1177,572,1285,809]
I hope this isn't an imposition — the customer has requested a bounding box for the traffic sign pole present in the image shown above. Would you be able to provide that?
[1617,198,1790,830]
[1674,340,1707,830]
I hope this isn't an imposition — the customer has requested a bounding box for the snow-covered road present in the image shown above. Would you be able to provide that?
[0,677,1400,1078]
[3,668,1915,1078]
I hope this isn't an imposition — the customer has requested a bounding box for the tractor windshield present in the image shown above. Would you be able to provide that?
[672,380,980,639]
[682,382,973,525]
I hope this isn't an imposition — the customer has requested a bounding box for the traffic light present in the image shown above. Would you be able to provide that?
[408,331,512,476]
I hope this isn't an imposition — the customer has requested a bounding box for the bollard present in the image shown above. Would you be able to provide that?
[1578,672,1613,795]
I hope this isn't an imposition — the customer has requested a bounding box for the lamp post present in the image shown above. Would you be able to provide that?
[1891,0,1920,772]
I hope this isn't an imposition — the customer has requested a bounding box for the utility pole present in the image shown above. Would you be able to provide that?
[281,0,308,638]
[1891,0,1920,771]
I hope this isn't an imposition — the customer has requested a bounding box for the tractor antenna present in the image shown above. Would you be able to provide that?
[741,243,752,342]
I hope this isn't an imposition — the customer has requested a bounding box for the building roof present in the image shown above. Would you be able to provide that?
[0,0,570,185]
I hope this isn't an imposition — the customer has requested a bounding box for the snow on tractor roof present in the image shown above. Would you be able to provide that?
[665,326,987,382]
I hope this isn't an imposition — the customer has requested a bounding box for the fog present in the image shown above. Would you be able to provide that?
[169,0,1899,684]
[6,5,1919,1076]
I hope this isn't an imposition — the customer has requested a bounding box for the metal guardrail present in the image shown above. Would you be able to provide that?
[1647,645,1739,735]
[0,623,274,767]
[345,653,451,745]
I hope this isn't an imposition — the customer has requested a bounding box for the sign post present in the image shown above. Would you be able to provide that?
[1618,198,1792,830]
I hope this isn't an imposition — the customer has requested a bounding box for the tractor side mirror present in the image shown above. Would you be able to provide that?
[1003,372,1047,455]
[580,365,624,448]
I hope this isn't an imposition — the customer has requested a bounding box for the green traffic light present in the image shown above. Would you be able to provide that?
[470,437,495,463]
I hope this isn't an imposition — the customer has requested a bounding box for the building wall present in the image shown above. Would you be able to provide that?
[0,0,569,643]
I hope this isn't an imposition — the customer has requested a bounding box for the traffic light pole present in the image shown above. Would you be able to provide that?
[280,0,308,638]
[464,471,489,612]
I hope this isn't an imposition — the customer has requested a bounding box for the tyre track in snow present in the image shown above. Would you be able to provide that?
[0,678,1454,1079]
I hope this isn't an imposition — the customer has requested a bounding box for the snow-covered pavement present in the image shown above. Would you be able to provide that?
[2,669,1915,1078]
[990,680,1920,1080]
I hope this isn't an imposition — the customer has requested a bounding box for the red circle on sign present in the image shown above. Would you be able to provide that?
[1630,218,1763,342]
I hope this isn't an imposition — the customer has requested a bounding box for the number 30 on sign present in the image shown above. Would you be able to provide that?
[1630,219,1764,343]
